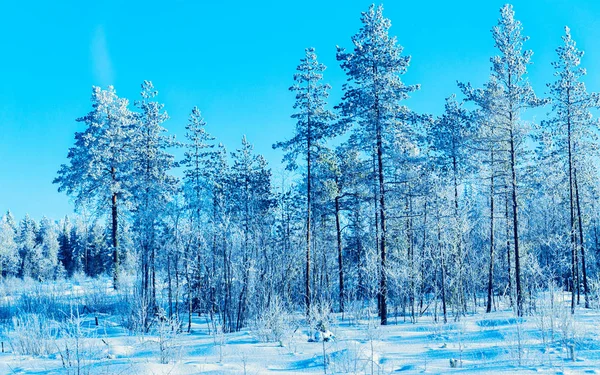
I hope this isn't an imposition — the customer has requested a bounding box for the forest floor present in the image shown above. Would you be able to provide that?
[1,278,599,374]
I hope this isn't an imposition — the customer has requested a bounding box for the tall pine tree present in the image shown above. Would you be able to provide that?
[273,47,336,314]
[337,4,419,324]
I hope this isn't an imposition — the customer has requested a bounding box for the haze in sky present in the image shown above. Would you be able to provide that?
[1,0,599,219]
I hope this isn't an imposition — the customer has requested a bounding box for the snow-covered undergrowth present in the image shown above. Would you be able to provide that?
[1,277,600,374]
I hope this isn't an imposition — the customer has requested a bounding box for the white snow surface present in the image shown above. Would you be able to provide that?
[1,279,600,374]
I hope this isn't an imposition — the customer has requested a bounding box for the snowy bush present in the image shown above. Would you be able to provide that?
[252,297,295,345]
[55,312,103,375]
[345,300,373,326]
[8,313,57,355]
[556,303,582,361]
[308,300,333,334]
[153,313,182,364]
[122,288,150,334]
[587,275,600,310]
[503,316,531,366]
[328,340,368,375]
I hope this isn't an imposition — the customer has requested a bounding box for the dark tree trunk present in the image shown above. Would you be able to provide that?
[505,188,513,307]
[376,127,388,325]
[111,167,119,290]
[373,81,388,325]
[508,126,523,316]
[438,206,447,324]
[452,155,465,315]
[574,165,589,308]
[566,100,577,314]
[167,252,173,318]
[420,198,428,314]
[187,265,192,332]
[305,86,313,316]
[486,152,495,313]
[335,192,345,314]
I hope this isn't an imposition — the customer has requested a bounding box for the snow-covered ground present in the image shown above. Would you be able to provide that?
[1,279,599,374]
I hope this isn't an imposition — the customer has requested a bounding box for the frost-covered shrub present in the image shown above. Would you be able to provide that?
[81,277,117,313]
[308,300,333,334]
[122,288,150,334]
[345,300,373,326]
[16,280,74,319]
[556,303,583,361]
[8,314,57,355]
[328,340,367,374]
[55,312,103,374]
[155,315,181,364]
[252,297,295,344]
[587,275,600,310]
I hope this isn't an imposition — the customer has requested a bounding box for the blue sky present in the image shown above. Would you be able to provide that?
[1,0,599,220]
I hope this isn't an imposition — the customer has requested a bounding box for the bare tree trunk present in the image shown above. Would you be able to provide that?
[223,237,232,332]
[174,249,180,323]
[505,188,513,307]
[406,193,415,323]
[508,126,523,316]
[187,264,192,332]
[305,89,313,316]
[374,97,388,325]
[111,172,119,290]
[420,198,428,314]
[566,100,577,314]
[335,193,345,314]
[151,244,157,313]
[486,154,495,313]
[436,196,447,324]
[373,153,380,315]
[452,156,465,315]
[237,181,251,331]
[574,165,589,308]
[167,252,173,319]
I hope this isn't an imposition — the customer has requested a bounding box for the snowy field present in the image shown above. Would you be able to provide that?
[0,278,599,375]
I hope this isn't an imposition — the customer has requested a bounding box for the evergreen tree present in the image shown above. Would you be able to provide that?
[0,212,19,277]
[460,5,544,316]
[544,26,600,310]
[37,217,59,280]
[181,106,215,225]
[274,47,336,314]
[180,106,215,323]
[229,136,273,330]
[336,4,419,324]
[54,86,135,289]
[58,216,75,276]
[132,80,178,315]
[429,95,473,315]
[18,215,40,279]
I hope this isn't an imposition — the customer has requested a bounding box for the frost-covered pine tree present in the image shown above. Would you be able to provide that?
[0,212,19,277]
[490,4,545,317]
[469,77,505,314]
[37,217,59,280]
[273,47,336,314]
[336,4,419,324]
[461,4,544,316]
[317,144,363,314]
[132,80,178,314]
[54,86,135,288]
[181,106,215,224]
[180,106,215,329]
[205,142,232,329]
[58,216,75,276]
[543,26,600,311]
[17,214,40,279]
[429,95,473,316]
[229,135,273,330]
